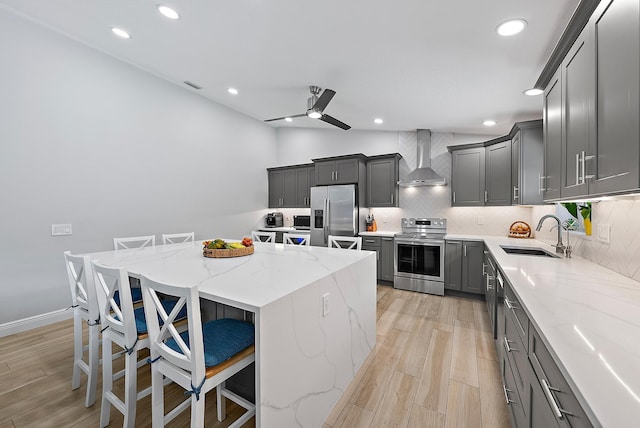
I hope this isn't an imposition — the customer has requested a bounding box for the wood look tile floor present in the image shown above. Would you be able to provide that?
[0,286,509,427]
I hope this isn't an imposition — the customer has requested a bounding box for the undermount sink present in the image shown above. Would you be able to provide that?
[500,245,560,258]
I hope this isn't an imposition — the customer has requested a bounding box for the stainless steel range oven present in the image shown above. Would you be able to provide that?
[394,217,447,296]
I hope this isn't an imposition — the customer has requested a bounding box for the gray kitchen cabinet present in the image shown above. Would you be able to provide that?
[295,165,315,207]
[445,239,483,294]
[366,154,401,207]
[589,0,640,196]
[528,363,562,428]
[313,154,366,185]
[380,237,395,282]
[450,147,485,206]
[511,121,544,205]
[268,164,313,208]
[486,140,512,205]
[503,355,527,428]
[361,235,394,283]
[561,24,593,199]
[543,69,563,201]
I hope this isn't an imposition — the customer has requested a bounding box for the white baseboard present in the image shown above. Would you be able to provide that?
[0,308,73,338]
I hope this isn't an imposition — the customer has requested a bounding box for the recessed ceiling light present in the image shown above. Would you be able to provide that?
[374,118,384,124]
[524,88,544,96]
[307,110,322,119]
[496,19,527,36]
[227,87,238,95]
[285,117,293,122]
[111,27,131,39]
[158,5,180,20]
[483,120,497,127]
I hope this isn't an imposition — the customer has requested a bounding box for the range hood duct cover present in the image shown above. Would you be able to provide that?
[398,129,447,186]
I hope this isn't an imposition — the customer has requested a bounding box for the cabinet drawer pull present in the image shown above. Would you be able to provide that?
[503,336,515,353]
[482,263,487,276]
[365,239,376,243]
[505,297,517,311]
[503,384,514,405]
[484,190,488,203]
[497,275,504,288]
[541,379,572,419]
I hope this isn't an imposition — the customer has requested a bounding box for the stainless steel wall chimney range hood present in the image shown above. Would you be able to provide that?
[398,129,447,187]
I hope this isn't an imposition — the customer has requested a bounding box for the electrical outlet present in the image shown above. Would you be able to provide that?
[477,216,484,225]
[597,224,611,244]
[52,224,72,236]
[322,293,330,317]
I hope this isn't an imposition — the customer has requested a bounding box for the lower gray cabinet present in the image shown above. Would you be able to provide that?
[362,236,394,283]
[445,240,484,294]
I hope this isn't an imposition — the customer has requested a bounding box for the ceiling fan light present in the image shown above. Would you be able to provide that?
[285,117,293,122]
[524,88,543,96]
[307,110,322,119]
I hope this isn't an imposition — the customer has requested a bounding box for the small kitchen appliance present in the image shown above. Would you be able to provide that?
[293,215,311,230]
[266,212,283,228]
[394,217,447,295]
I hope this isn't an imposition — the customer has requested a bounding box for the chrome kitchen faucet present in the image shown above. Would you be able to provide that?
[535,215,566,255]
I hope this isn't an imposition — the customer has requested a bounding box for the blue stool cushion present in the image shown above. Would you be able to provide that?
[133,300,187,335]
[166,318,255,367]
[113,287,143,307]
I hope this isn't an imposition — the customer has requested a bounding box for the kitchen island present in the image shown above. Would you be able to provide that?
[84,241,377,427]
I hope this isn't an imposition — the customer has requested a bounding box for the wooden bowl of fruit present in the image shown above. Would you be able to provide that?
[509,221,532,238]
[202,238,254,258]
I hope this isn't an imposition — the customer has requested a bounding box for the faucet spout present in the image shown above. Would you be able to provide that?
[536,215,566,255]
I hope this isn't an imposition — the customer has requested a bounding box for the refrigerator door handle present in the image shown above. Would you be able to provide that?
[324,198,330,244]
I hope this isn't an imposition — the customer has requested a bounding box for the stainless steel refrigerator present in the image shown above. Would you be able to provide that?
[310,185,359,246]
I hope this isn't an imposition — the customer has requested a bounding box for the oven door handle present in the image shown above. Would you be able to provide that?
[395,239,444,246]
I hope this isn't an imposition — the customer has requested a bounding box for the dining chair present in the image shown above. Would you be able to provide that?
[113,235,156,250]
[92,262,187,428]
[64,251,100,407]
[161,232,195,245]
[328,235,363,250]
[251,230,275,243]
[282,232,310,246]
[140,276,256,428]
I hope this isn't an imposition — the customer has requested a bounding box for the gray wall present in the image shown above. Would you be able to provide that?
[0,10,277,324]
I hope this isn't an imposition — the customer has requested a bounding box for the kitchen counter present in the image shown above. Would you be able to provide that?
[456,235,640,427]
[358,230,398,237]
[84,241,376,427]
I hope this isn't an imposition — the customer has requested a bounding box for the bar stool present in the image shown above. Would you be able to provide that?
[161,232,195,244]
[328,235,362,250]
[113,235,156,250]
[64,251,100,407]
[283,232,310,246]
[141,276,256,428]
[251,230,275,243]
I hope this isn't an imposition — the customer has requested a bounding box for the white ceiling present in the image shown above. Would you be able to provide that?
[1,0,579,135]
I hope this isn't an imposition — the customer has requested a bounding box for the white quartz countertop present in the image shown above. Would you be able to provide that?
[359,231,398,237]
[475,236,640,427]
[85,241,373,311]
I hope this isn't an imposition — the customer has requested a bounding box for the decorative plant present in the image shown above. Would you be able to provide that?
[560,202,592,236]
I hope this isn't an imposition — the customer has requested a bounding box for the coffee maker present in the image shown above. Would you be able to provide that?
[266,212,283,227]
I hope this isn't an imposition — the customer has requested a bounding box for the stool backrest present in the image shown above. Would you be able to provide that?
[113,235,156,250]
[92,262,138,343]
[64,252,99,324]
[283,233,310,246]
[251,231,275,243]
[161,232,195,245]
[141,276,204,381]
[328,235,362,250]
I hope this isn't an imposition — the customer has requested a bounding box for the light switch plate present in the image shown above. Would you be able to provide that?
[597,224,611,244]
[322,293,330,317]
[51,224,72,236]
[477,216,484,225]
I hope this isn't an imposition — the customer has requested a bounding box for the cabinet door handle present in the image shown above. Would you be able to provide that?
[580,151,586,184]
[576,153,581,185]
[513,186,519,200]
[497,275,504,288]
[541,379,571,419]
[505,297,517,311]
[391,193,394,204]
[482,263,487,276]
[484,190,488,203]
[503,384,515,405]
[452,191,456,203]
[503,336,515,353]
[539,174,545,194]
[463,244,467,257]
[584,153,595,180]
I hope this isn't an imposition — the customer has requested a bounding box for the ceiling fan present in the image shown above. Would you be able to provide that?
[264,85,351,130]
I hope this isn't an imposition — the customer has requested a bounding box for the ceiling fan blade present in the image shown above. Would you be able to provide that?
[312,89,336,112]
[264,113,306,123]
[320,114,351,130]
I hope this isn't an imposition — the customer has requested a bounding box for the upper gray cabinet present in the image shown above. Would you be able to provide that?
[512,121,544,205]
[450,147,486,206]
[313,154,366,185]
[543,0,640,201]
[268,164,314,208]
[486,140,512,205]
[543,70,563,201]
[366,154,401,207]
